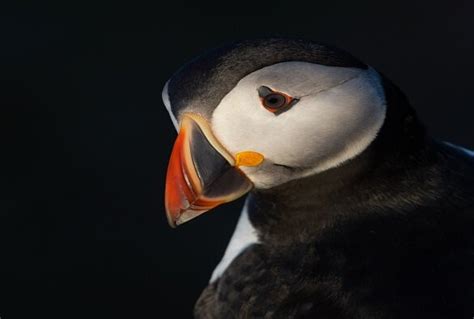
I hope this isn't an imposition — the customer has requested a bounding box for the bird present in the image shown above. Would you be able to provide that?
[162,38,474,318]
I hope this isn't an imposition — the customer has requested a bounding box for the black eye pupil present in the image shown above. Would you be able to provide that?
[264,93,286,108]
[268,97,279,104]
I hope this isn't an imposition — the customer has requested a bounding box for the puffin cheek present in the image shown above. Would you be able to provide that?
[212,105,264,154]
[237,163,282,189]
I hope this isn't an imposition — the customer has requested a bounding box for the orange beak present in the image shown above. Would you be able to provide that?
[165,113,253,227]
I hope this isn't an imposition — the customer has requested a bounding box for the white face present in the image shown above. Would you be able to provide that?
[211,62,387,189]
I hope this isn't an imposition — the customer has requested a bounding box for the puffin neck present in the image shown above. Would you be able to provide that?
[246,76,430,245]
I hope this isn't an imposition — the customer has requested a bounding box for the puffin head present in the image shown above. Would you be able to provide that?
[163,38,387,227]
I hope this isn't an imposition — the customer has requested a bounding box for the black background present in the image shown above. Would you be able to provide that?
[1,1,473,318]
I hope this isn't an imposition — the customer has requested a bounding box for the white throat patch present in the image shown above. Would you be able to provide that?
[211,62,387,189]
[210,199,259,283]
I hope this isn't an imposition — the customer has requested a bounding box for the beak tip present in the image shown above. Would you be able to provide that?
[165,208,179,228]
[167,217,178,228]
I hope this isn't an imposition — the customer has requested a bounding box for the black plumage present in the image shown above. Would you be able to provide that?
[194,79,474,319]
[165,39,474,318]
[166,38,367,119]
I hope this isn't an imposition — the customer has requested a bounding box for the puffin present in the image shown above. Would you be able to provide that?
[162,38,474,318]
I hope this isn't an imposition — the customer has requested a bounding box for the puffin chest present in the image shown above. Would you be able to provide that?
[200,244,328,318]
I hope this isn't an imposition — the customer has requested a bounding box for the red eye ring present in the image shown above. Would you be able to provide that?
[259,89,296,113]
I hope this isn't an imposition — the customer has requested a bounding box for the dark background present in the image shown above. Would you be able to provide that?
[1,1,473,318]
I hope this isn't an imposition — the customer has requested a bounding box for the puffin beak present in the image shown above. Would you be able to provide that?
[165,113,255,227]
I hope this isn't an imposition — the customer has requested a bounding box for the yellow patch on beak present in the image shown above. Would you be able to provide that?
[235,151,264,167]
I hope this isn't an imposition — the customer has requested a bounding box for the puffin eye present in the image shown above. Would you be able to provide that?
[263,93,287,109]
[257,86,297,114]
